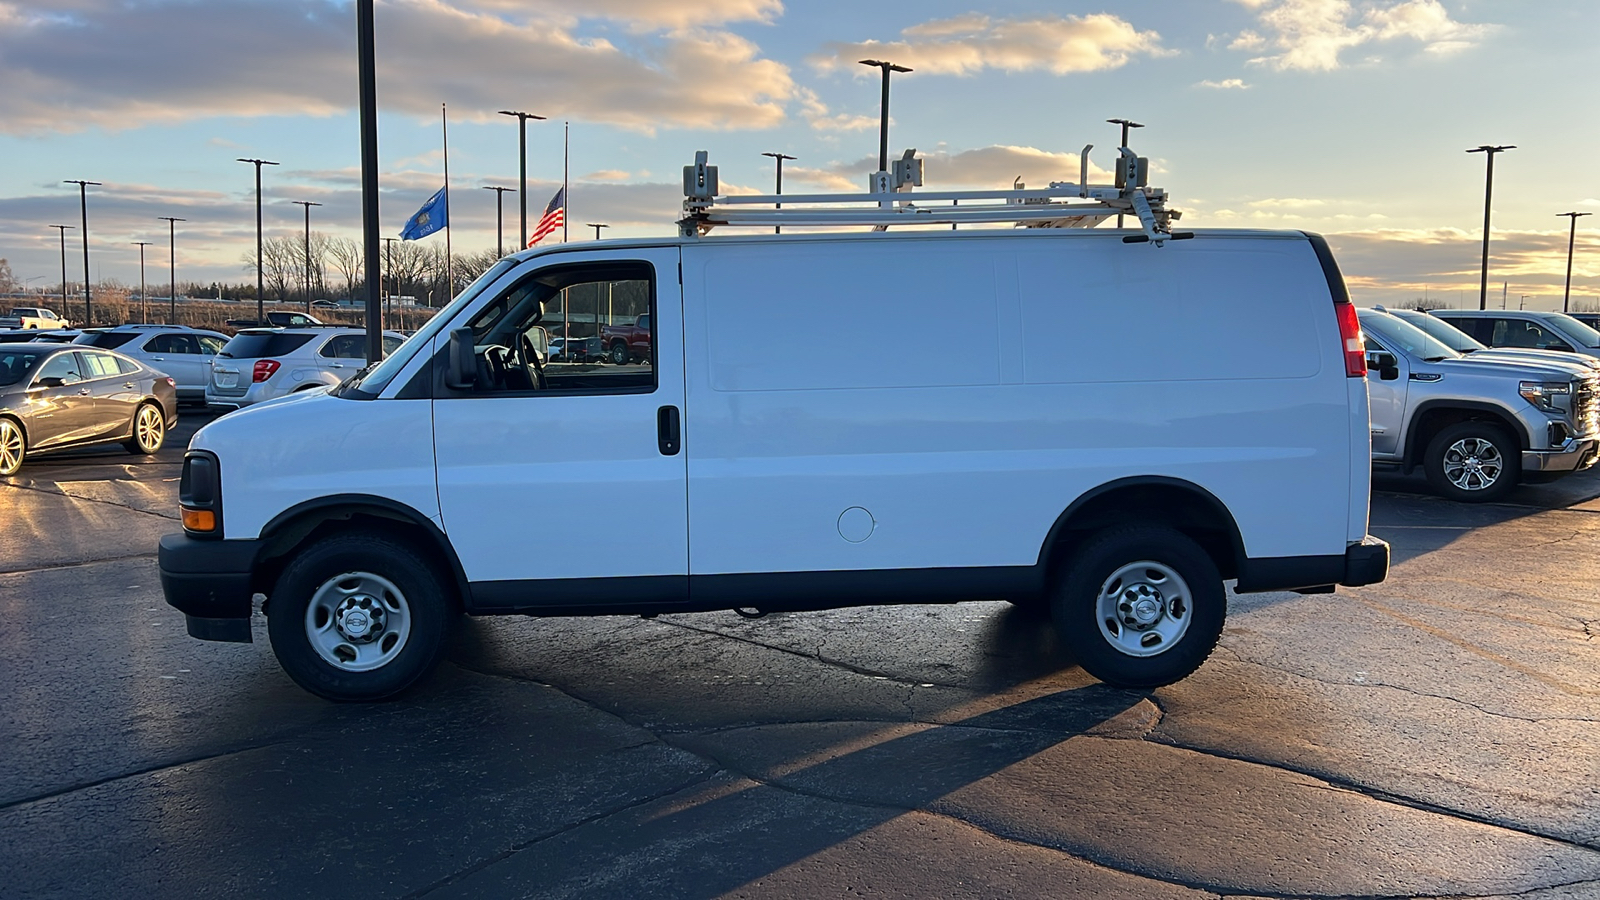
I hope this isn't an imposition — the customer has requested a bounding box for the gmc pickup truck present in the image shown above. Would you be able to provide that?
[0,307,71,329]
[599,314,650,365]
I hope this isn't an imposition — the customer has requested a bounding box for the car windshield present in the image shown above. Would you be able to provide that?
[1545,313,1600,348]
[1360,311,1462,361]
[1390,311,1485,352]
[0,349,43,386]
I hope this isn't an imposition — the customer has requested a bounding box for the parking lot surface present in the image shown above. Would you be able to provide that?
[1,413,1597,899]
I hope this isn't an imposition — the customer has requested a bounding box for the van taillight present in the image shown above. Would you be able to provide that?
[253,359,280,383]
[1335,303,1366,378]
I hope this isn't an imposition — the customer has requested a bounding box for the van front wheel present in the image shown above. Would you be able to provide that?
[1052,526,1225,688]
[267,533,453,701]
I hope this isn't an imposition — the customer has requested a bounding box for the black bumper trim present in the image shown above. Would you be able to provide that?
[1234,536,1390,593]
[185,615,252,643]
[159,532,261,624]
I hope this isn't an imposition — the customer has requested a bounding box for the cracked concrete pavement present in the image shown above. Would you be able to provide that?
[1,415,1598,899]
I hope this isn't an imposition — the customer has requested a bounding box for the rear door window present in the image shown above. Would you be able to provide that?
[82,351,121,379]
[319,335,366,360]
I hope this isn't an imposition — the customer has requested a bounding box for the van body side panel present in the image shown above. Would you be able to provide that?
[190,392,438,540]
[681,234,1349,577]
[431,247,690,584]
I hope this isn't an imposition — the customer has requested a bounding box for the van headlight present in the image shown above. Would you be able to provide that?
[1519,381,1570,412]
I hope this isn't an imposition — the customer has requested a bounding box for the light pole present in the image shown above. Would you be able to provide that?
[1558,211,1592,312]
[858,59,911,174]
[237,157,280,322]
[48,225,72,308]
[158,217,185,323]
[292,200,322,311]
[1107,118,1144,227]
[1466,145,1514,310]
[761,152,796,233]
[482,185,513,257]
[63,180,101,325]
[497,110,546,249]
[382,236,397,315]
[131,241,153,323]
[586,222,608,241]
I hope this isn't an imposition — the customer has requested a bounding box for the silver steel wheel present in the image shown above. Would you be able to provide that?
[1442,437,1503,492]
[1095,560,1193,658]
[0,419,23,475]
[134,405,164,453]
[304,571,413,672]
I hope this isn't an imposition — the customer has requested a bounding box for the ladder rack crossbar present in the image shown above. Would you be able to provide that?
[705,185,1154,207]
[690,205,1123,227]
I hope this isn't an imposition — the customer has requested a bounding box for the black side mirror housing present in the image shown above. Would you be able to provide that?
[1366,350,1400,381]
[34,376,65,389]
[444,328,477,390]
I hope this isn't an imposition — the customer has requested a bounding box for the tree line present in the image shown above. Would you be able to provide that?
[240,233,501,305]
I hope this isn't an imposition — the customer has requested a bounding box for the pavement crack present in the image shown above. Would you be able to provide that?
[654,618,955,690]
[0,551,160,576]
[0,740,293,813]
[3,480,178,520]
[399,768,725,900]
[1146,732,1600,855]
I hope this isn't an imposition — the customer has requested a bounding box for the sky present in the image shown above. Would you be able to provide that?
[1,0,1596,309]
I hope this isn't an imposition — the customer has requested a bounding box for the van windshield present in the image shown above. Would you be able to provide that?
[1546,314,1600,348]
[1360,312,1462,362]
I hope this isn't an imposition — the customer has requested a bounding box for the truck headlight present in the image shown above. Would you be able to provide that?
[1519,381,1570,412]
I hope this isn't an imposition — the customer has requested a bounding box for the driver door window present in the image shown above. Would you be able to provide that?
[34,353,83,386]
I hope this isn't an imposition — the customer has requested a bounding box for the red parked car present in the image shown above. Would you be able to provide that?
[600,314,651,365]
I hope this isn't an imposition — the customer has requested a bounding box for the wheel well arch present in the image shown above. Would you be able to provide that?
[1,412,27,442]
[1037,477,1246,581]
[1403,401,1530,469]
[250,495,470,609]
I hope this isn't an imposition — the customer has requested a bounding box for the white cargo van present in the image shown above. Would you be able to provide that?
[160,154,1387,700]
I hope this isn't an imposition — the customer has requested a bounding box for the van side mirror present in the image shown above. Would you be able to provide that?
[1366,350,1399,381]
[444,328,477,390]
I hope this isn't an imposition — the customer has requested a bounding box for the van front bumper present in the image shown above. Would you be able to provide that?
[159,533,261,642]
[1522,437,1599,475]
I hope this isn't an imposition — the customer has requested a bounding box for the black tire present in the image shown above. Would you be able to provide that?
[1051,526,1225,689]
[1423,421,1519,503]
[0,417,25,476]
[122,402,166,455]
[610,341,629,365]
[267,532,454,701]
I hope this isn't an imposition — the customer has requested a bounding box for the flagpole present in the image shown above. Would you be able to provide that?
[563,121,569,243]
[442,102,452,303]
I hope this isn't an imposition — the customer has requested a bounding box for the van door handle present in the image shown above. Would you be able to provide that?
[657,405,681,456]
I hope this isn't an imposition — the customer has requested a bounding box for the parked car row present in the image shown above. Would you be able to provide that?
[0,342,177,475]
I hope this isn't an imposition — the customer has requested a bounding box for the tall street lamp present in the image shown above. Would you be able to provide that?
[1558,211,1592,312]
[761,152,796,234]
[497,110,546,249]
[48,225,72,308]
[237,157,280,321]
[482,185,513,258]
[158,217,185,323]
[1107,118,1144,227]
[586,222,609,241]
[858,59,911,174]
[1467,145,1514,310]
[63,180,101,324]
[131,241,152,323]
[292,200,322,311]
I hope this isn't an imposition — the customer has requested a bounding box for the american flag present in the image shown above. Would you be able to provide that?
[527,187,565,247]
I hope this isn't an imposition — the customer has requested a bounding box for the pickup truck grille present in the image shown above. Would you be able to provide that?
[1574,380,1599,436]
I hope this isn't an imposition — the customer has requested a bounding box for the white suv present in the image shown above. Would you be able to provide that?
[206,327,406,409]
[76,325,229,404]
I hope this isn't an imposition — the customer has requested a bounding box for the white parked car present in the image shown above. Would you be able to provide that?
[205,327,407,409]
[76,325,229,404]
[159,158,1388,701]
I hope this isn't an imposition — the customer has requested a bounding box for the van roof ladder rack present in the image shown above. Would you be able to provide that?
[679,145,1188,245]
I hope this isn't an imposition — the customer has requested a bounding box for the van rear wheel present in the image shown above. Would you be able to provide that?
[1424,422,1519,502]
[1052,526,1225,688]
[267,532,453,701]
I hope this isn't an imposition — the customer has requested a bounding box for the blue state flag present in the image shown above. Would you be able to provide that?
[400,187,448,240]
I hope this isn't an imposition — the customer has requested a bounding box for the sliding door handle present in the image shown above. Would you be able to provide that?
[657,405,681,456]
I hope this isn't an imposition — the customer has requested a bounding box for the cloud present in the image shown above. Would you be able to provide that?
[1225,0,1495,71]
[1247,197,1326,208]
[583,170,631,182]
[811,13,1168,77]
[453,0,782,30]
[1318,227,1600,307]
[784,145,1118,192]
[794,87,878,133]
[0,0,797,135]
[1196,78,1250,89]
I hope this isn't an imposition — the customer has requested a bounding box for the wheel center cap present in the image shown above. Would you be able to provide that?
[335,598,384,642]
[1132,597,1162,623]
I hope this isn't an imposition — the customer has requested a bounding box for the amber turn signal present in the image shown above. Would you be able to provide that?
[182,507,216,532]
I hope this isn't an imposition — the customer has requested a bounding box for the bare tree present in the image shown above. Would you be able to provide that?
[326,236,363,299]
[0,258,19,293]
[240,235,299,301]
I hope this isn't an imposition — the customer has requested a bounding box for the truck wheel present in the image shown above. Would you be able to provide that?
[610,341,629,365]
[1051,526,1225,688]
[122,403,166,455]
[1424,422,1519,502]
[267,532,453,701]
[0,418,25,476]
